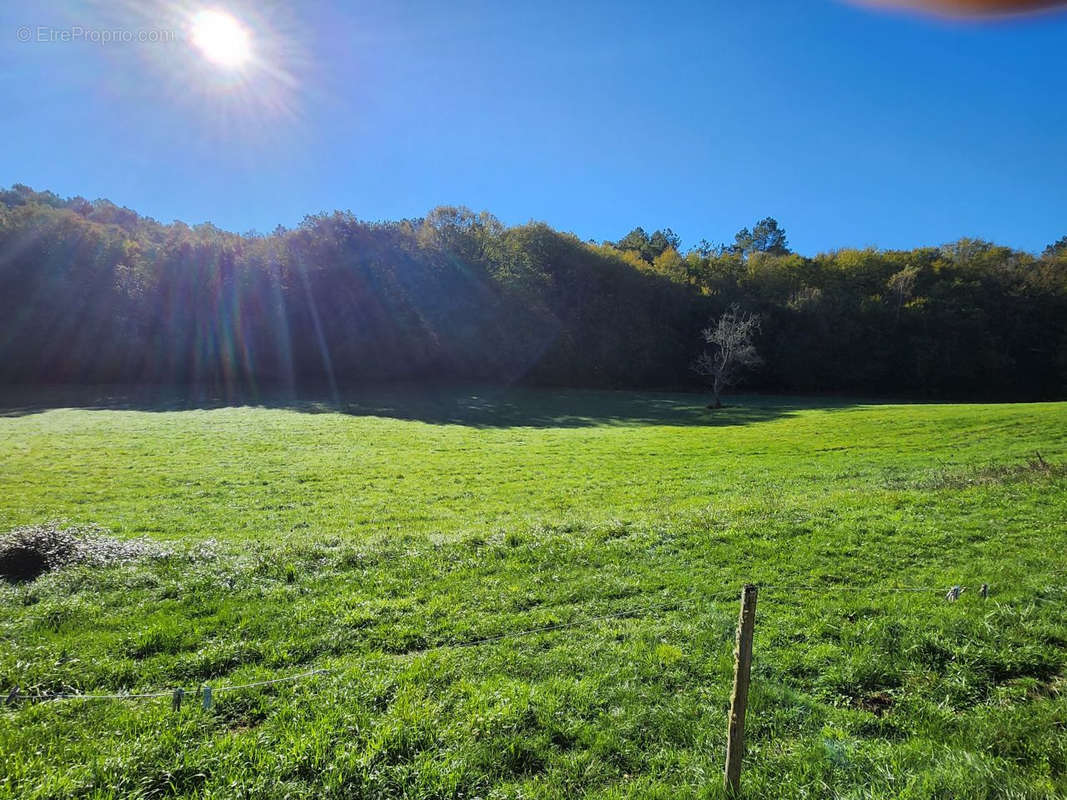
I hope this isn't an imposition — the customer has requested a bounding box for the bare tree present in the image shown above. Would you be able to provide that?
[692,306,762,408]
[886,265,919,324]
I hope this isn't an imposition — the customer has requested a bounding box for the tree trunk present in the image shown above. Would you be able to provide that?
[710,375,724,409]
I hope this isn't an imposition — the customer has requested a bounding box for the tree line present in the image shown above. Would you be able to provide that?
[1,184,1064,399]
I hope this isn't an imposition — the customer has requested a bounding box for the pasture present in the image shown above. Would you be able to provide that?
[1,388,1065,799]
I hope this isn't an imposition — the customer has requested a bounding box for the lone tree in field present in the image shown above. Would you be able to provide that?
[693,306,762,408]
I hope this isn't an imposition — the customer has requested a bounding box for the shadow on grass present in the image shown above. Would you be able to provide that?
[0,384,838,428]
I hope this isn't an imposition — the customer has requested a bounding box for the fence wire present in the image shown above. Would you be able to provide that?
[10,668,331,705]
[5,577,1064,708]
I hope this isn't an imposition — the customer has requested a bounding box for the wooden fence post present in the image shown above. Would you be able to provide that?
[724,583,758,795]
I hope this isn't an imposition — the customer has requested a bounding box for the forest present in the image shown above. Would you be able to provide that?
[1,183,1065,399]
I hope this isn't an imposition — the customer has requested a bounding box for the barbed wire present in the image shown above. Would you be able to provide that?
[757,583,943,593]
[5,601,695,706]
[753,581,1067,604]
[405,598,696,656]
[6,579,1064,708]
[10,668,331,705]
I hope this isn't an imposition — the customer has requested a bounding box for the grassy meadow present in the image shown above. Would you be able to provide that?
[0,387,1065,799]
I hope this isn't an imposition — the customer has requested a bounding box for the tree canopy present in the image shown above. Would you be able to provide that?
[1,186,1065,400]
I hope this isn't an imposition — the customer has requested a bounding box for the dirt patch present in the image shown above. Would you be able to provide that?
[0,546,49,583]
[0,522,166,584]
[854,691,895,717]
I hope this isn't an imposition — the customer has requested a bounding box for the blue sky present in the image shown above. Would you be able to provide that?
[2,0,1065,254]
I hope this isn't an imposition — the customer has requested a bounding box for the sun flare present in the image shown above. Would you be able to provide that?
[190,9,252,68]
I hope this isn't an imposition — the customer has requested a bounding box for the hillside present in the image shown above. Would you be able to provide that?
[2,186,1065,399]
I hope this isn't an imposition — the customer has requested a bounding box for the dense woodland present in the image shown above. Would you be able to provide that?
[1,184,1065,399]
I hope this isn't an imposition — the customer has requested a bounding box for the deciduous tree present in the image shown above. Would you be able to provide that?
[692,306,762,408]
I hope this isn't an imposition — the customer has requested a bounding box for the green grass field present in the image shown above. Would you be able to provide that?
[1,387,1065,799]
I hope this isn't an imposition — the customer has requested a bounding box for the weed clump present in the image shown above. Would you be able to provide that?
[0,522,165,584]
[911,452,1067,490]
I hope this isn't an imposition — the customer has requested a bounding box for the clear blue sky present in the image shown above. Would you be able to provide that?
[2,0,1066,254]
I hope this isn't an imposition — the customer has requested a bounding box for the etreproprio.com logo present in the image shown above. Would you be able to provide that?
[16,25,178,44]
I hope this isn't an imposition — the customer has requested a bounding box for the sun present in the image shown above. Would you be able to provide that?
[190,9,252,68]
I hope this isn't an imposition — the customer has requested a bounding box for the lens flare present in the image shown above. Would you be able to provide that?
[850,0,1067,16]
[190,9,252,68]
